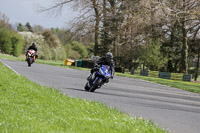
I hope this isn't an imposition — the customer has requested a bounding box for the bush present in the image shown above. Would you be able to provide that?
[11,32,24,56]
[19,31,67,61]
[51,46,66,61]
[56,46,66,60]
[71,41,88,59]
[65,41,89,60]
[39,43,52,60]
[18,31,45,51]
[0,29,12,54]
[0,29,24,56]
[138,38,168,71]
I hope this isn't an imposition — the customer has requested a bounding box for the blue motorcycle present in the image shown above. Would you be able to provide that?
[85,65,112,92]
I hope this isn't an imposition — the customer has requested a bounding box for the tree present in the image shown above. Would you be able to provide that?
[161,21,183,73]
[17,23,26,32]
[32,25,45,33]
[25,22,33,32]
[64,41,88,59]
[0,29,24,56]
[0,12,13,30]
[192,40,200,81]
[51,45,66,61]
[37,0,200,76]
[158,0,200,73]
[139,38,168,71]
[71,41,88,59]
[0,13,25,56]
[19,31,46,57]
[90,0,101,56]
[42,30,59,48]
[0,29,12,54]
[190,25,200,81]
[38,0,101,56]
[11,32,24,56]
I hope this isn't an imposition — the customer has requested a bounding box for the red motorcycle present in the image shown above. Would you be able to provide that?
[26,49,36,67]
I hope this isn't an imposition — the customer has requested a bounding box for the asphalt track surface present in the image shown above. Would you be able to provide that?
[1,59,200,133]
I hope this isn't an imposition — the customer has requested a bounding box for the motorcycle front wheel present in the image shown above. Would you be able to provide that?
[27,58,31,67]
[89,78,102,92]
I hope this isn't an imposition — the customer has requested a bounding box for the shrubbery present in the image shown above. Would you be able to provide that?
[138,39,168,71]
[19,31,67,61]
[0,29,24,56]
[0,25,89,61]
[65,41,88,60]
[11,32,24,56]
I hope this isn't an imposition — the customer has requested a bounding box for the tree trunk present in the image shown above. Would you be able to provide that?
[194,49,200,81]
[181,0,188,73]
[181,21,188,73]
[102,0,109,55]
[92,0,100,56]
[109,0,118,56]
[174,60,178,73]
[114,19,119,57]
[168,23,175,72]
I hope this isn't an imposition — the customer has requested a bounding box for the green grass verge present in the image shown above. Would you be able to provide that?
[116,73,200,94]
[0,53,88,71]
[0,53,25,61]
[0,62,166,132]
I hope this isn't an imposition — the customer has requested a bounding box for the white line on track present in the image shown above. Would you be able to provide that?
[0,59,20,75]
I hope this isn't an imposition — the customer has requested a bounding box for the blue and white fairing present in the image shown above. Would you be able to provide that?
[98,65,111,77]
[89,65,111,87]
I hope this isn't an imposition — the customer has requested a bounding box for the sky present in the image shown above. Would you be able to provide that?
[0,0,79,29]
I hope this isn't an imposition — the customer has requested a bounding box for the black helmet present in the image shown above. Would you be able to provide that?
[32,42,36,47]
[106,52,113,59]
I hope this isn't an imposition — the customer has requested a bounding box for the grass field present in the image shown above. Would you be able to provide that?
[0,61,167,132]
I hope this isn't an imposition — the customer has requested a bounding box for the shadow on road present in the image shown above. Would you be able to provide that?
[64,87,86,92]
[63,87,200,114]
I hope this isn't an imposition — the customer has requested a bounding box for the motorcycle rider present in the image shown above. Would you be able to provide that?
[89,52,115,83]
[26,42,38,61]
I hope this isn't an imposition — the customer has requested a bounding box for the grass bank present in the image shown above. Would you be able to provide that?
[0,53,88,70]
[116,73,200,94]
[0,62,166,132]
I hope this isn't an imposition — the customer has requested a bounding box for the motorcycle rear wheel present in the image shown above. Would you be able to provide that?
[84,83,90,91]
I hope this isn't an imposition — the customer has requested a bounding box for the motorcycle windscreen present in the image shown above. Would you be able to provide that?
[29,49,35,53]
[101,65,111,77]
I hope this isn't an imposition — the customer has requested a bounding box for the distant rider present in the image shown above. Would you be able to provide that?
[90,52,115,83]
[26,42,38,60]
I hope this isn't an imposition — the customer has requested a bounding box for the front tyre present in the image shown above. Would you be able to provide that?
[89,78,102,92]
[27,58,31,67]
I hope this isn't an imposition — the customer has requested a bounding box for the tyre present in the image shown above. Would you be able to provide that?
[27,58,31,67]
[84,83,90,91]
[89,78,102,92]
[89,85,97,92]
